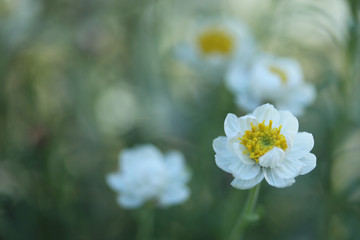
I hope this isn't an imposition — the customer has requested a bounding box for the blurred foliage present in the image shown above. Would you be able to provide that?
[0,0,359,239]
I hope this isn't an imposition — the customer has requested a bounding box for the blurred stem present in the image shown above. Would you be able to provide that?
[136,204,155,240]
[228,184,261,240]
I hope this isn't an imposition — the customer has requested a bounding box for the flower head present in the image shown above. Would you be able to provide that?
[213,104,316,189]
[226,54,316,115]
[175,18,256,80]
[107,144,190,209]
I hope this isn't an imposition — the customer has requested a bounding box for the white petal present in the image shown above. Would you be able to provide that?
[288,84,316,106]
[213,136,229,154]
[227,140,255,165]
[299,83,316,105]
[225,63,248,92]
[278,84,316,116]
[264,168,295,188]
[272,157,305,179]
[120,144,163,170]
[259,147,285,168]
[228,161,261,180]
[224,113,240,138]
[283,132,294,150]
[106,173,126,192]
[164,151,189,182]
[158,186,190,207]
[231,170,264,189]
[213,137,238,172]
[117,194,144,209]
[299,153,316,175]
[287,132,314,160]
[238,115,258,136]
[249,57,284,99]
[252,103,280,126]
[278,110,299,135]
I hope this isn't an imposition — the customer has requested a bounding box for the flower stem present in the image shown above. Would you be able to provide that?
[228,184,261,240]
[136,204,154,240]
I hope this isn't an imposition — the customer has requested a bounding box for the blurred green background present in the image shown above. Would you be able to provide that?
[0,0,360,239]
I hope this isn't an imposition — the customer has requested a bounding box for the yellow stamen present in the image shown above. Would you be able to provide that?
[238,120,287,163]
[197,29,234,55]
[269,65,288,83]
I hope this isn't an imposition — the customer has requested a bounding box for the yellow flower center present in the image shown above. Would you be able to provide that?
[238,120,287,163]
[197,29,234,56]
[269,65,288,84]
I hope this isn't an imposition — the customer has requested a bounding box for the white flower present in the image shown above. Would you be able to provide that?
[107,144,190,209]
[0,0,41,48]
[95,84,138,135]
[213,103,316,189]
[226,54,316,115]
[175,18,256,80]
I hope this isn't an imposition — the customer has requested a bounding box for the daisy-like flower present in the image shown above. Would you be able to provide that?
[226,54,316,115]
[106,144,190,209]
[175,18,256,80]
[213,103,316,189]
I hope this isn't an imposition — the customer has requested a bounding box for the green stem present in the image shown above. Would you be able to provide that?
[136,204,154,240]
[228,184,261,240]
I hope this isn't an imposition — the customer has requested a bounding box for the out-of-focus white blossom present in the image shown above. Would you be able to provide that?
[175,18,256,81]
[226,54,316,115]
[0,0,41,47]
[95,84,138,135]
[107,144,190,209]
[213,104,316,189]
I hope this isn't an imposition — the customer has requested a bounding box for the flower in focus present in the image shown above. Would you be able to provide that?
[107,144,190,209]
[213,104,316,189]
[175,18,256,80]
[226,54,316,115]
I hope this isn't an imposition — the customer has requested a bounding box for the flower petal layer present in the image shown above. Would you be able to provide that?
[264,168,295,188]
[117,194,144,209]
[287,132,314,160]
[259,147,285,168]
[228,161,261,180]
[272,157,305,179]
[224,113,240,138]
[278,110,299,135]
[231,170,264,189]
[159,186,190,207]
[252,103,279,125]
[299,153,316,175]
[227,140,255,165]
[238,115,258,136]
[164,151,190,182]
[106,174,126,192]
[213,137,238,172]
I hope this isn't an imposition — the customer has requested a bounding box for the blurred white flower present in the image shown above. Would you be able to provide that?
[175,18,256,80]
[95,84,138,135]
[107,144,190,209]
[213,104,316,189]
[0,0,41,48]
[226,54,316,115]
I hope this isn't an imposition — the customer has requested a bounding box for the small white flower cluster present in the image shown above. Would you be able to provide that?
[175,18,316,116]
[107,18,318,208]
[107,144,190,209]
